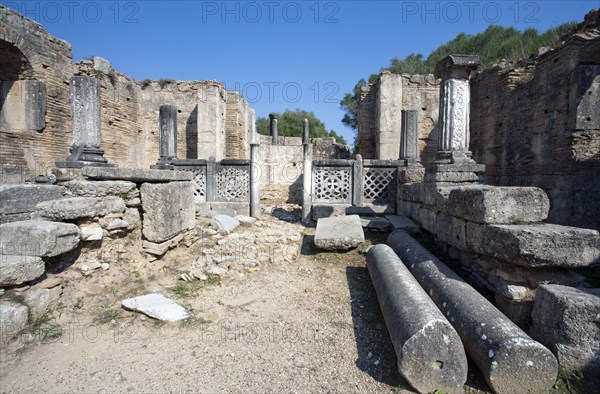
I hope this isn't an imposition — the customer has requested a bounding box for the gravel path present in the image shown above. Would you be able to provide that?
[0,211,404,393]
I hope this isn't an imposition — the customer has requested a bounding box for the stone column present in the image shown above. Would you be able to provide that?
[398,110,425,183]
[57,76,113,168]
[353,154,364,206]
[400,110,419,163]
[426,55,485,183]
[206,156,217,202]
[250,143,261,218]
[269,112,279,145]
[302,118,312,223]
[158,105,178,165]
[434,54,479,164]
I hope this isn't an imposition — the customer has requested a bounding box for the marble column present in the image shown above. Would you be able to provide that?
[434,54,480,164]
[425,55,485,183]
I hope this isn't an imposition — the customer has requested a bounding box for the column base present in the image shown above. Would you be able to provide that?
[151,157,176,170]
[398,162,425,184]
[55,161,117,169]
[425,163,485,184]
[434,150,475,164]
[57,145,115,168]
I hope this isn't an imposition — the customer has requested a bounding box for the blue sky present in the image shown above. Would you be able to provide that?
[6,0,598,146]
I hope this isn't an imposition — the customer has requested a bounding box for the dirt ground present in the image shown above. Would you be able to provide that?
[0,207,588,393]
[0,208,405,393]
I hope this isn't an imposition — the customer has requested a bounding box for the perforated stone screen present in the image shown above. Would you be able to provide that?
[363,167,397,203]
[216,165,250,202]
[312,166,352,204]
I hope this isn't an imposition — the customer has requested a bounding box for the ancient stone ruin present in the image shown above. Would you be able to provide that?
[1,5,599,394]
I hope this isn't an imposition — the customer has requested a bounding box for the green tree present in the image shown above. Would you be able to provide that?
[256,108,347,145]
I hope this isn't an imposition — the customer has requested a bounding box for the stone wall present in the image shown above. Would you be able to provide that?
[357,71,439,161]
[257,134,350,204]
[0,6,254,183]
[0,168,197,342]
[225,91,254,160]
[0,4,73,182]
[470,23,600,230]
[397,182,600,328]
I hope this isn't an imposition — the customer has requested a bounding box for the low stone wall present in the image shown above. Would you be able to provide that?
[397,182,600,328]
[257,135,350,204]
[0,168,196,342]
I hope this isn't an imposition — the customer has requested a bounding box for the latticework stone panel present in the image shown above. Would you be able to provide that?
[216,165,249,201]
[192,168,206,202]
[313,167,352,203]
[364,167,396,203]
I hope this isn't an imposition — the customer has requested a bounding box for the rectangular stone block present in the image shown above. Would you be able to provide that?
[347,203,395,216]
[417,207,438,234]
[397,164,425,184]
[141,181,195,243]
[446,186,549,224]
[311,204,350,220]
[421,183,457,211]
[530,285,600,376]
[62,180,136,197]
[397,183,424,203]
[436,213,468,250]
[466,222,600,268]
[359,216,391,230]
[0,220,80,257]
[35,196,126,221]
[82,167,193,183]
[0,255,45,286]
[396,201,421,219]
[0,184,65,223]
[314,215,364,250]
[0,80,46,131]
[196,202,250,218]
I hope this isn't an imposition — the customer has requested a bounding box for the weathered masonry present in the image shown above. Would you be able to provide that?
[357,9,600,230]
[0,5,255,183]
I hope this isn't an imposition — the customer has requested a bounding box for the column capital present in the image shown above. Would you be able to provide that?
[434,55,480,80]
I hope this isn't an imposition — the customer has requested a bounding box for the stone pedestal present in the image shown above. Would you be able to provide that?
[56,76,114,168]
[427,55,483,183]
[269,112,279,145]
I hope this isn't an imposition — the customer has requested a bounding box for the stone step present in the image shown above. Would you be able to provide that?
[385,215,420,232]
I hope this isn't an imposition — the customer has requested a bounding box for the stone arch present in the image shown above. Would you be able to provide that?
[0,38,34,80]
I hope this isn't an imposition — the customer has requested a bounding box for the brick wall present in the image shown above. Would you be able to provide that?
[470,30,600,230]
[0,5,72,182]
[0,5,256,181]
[357,72,439,161]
